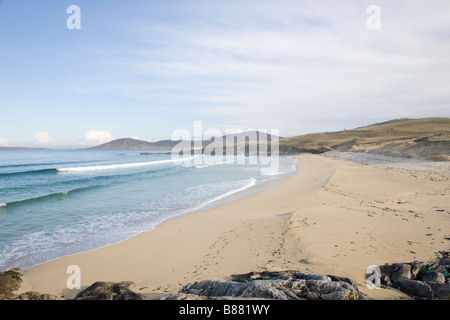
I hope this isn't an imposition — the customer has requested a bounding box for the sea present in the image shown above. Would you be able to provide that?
[0,150,296,271]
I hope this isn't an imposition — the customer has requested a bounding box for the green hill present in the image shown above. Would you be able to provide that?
[279,117,450,161]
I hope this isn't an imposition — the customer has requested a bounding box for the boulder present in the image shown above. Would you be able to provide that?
[392,280,434,300]
[374,253,450,299]
[426,282,450,299]
[74,281,143,300]
[0,268,23,299]
[300,279,360,300]
[161,271,367,300]
[389,263,411,283]
[328,275,360,289]
[410,261,426,280]
[178,279,299,300]
[293,272,331,281]
[230,270,295,282]
[159,293,210,300]
[379,263,410,284]
[421,271,446,283]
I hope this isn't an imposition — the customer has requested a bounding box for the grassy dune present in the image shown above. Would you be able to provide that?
[279,117,450,161]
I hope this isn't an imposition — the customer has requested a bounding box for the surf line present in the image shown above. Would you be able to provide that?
[57,156,194,173]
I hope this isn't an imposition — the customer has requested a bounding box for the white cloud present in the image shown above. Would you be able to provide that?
[33,132,56,146]
[76,1,450,135]
[84,130,113,146]
[0,137,8,146]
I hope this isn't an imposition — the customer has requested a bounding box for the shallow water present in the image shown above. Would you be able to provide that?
[0,150,296,271]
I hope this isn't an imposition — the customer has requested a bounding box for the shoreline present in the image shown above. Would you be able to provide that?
[0,154,296,273]
[17,153,450,300]
[12,160,297,274]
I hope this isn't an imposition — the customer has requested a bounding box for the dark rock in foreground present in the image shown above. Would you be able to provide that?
[159,271,368,300]
[371,253,450,300]
[391,280,434,300]
[14,291,61,300]
[74,281,143,300]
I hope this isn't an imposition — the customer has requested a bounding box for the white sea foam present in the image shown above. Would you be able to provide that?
[260,156,297,176]
[261,165,296,176]
[57,157,194,172]
[0,203,6,208]
[195,164,210,168]
[195,178,257,209]
[194,159,236,168]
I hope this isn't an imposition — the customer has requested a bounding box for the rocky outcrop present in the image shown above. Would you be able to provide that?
[13,291,61,300]
[0,268,25,299]
[0,268,61,300]
[372,254,450,300]
[3,260,448,300]
[159,271,368,300]
[0,269,143,300]
[74,281,143,300]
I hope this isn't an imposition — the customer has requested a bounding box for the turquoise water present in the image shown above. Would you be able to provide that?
[0,150,296,271]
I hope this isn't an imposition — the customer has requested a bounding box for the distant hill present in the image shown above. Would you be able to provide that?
[89,131,283,151]
[89,138,181,150]
[279,117,450,161]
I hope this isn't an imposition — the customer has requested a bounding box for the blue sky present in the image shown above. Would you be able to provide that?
[0,0,449,147]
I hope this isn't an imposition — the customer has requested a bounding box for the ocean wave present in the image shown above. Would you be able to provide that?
[57,157,194,173]
[1,185,102,208]
[0,168,57,177]
[1,165,183,209]
[0,160,97,170]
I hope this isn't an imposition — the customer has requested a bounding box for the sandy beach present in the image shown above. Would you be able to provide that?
[16,153,450,300]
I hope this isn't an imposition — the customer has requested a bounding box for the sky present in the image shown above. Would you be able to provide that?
[0,0,449,147]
